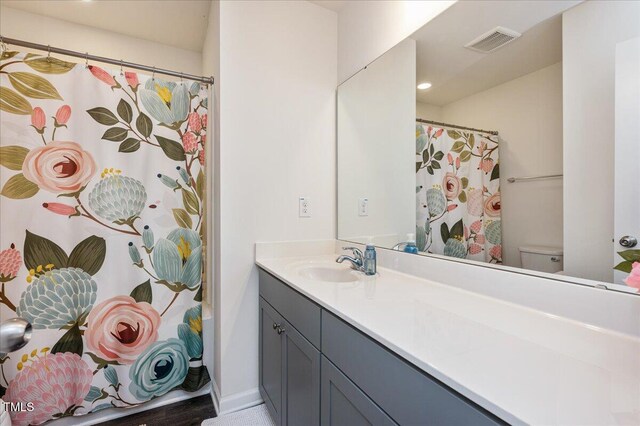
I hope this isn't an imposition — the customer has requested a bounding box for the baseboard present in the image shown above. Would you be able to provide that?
[48,385,212,426]
[210,379,262,416]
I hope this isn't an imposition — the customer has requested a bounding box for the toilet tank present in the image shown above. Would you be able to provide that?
[519,245,563,273]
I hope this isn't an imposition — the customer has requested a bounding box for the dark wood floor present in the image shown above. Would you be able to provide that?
[98,394,216,426]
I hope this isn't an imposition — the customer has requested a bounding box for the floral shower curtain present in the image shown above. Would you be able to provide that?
[416,123,502,263]
[0,50,209,425]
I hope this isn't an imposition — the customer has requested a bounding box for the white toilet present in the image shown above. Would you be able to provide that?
[519,245,564,273]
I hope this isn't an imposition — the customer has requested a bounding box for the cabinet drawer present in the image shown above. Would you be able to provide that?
[259,269,321,348]
[322,311,505,425]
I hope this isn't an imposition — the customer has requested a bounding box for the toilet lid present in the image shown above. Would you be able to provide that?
[519,245,563,256]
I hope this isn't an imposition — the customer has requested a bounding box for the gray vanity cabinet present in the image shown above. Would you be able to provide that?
[259,268,506,426]
[259,269,321,426]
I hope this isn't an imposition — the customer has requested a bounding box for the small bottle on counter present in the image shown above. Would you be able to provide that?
[403,233,419,254]
[364,239,377,275]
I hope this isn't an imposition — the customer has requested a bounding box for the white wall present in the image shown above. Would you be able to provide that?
[441,62,563,267]
[337,0,455,83]
[215,0,337,412]
[0,6,202,76]
[563,0,640,282]
[416,102,443,122]
[338,39,416,246]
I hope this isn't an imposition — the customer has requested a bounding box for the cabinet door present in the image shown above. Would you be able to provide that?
[321,356,396,426]
[260,298,284,425]
[282,320,320,426]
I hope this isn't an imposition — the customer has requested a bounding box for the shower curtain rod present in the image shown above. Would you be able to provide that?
[416,118,498,136]
[0,36,214,85]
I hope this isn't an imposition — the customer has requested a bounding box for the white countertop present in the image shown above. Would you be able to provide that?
[256,254,640,426]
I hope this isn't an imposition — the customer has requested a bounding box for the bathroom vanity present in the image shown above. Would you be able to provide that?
[256,241,640,426]
[258,268,503,426]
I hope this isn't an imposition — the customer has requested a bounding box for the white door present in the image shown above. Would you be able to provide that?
[613,37,640,286]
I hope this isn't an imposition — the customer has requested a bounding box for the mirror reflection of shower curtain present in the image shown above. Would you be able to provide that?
[415,123,502,263]
[0,51,210,425]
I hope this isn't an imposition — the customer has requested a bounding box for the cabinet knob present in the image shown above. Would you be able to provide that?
[273,323,280,330]
[276,326,285,335]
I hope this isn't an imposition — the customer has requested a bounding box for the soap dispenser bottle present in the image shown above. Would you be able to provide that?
[403,233,419,254]
[364,239,377,275]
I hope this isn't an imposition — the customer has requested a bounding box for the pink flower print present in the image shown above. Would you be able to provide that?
[42,202,77,216]
[442,173,462,201]
[484,193,501,218]
[89,65,118,88]
[477,141,487,155]
[624,262,640,291]
[181,132,198,153]
[4,352,92,426]
[470,220,482,233]
[475,234,485,244]
[434,128,443,138]
[469,243,483,255]
[125,71,139,89]
[188,112,202,133]
[201,133,206,146]
[85,295,161,364]
[427,126,433,134]
[22,141,96,194]
[201,113,208,130]
[455,156,461,169]
[54,105,71,126]
[199,149,205,166]
[447,153,453,165]
[467,189,484,216]
[0,243,22,283]
[480,158,494,173]
[447,204,458,212]
[490,245,502,261]
[464,225,469,240]
[31,107,46,133]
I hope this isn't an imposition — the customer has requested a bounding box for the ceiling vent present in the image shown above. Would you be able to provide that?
[465,26,521,53]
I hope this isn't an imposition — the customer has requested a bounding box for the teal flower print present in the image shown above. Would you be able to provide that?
[139,79,189,125]
[17,267,97,329]
[178,305,203,359]
[128,338,189,399]
[152,228,202,290]
[426,188,446,217]
[485,220,502,245]
[443,238,467,259]
[88,174,147,223]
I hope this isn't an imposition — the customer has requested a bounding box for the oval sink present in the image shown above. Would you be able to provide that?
[297,266,359,283]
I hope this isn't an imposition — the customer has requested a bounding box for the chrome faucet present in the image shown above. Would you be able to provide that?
[336,247,365,272]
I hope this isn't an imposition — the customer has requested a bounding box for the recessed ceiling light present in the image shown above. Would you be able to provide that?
[82,0,92,2]
[417,82,432,90]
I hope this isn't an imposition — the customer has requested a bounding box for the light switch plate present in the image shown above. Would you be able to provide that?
[358,197,368,216]
[299,196,311,217]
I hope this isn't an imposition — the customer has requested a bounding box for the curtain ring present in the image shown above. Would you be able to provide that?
[120,59,124,76]
[85,52,89,69]
[180,72,184,83]
[152,66,156,81]
[0,37,7,56]
[47,45,52,62]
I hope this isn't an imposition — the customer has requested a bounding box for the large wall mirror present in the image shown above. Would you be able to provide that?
[337,0,640,294]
